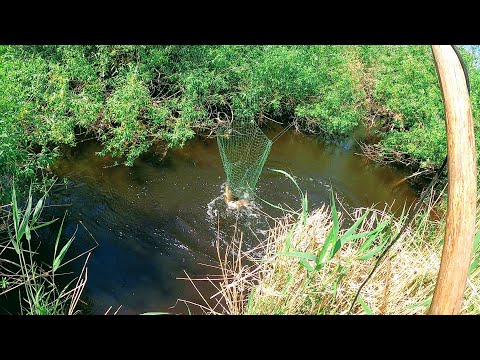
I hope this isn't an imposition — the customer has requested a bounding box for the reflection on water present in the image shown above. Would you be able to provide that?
[43,125,417,314]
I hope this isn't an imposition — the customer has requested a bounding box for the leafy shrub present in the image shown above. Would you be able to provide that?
[1,45,479,201]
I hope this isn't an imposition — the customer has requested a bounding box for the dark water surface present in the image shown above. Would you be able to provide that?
[43,126,416,314]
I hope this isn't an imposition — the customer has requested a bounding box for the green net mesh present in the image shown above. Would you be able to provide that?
[217,120,272,200]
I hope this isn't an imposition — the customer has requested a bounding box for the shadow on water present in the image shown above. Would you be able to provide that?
[35,125,417,314]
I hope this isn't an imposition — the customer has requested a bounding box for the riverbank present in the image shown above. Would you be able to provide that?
[2,46,479,205]
[192,190,480,315]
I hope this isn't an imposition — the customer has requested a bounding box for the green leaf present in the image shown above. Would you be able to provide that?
[246,288,256,312]
[299,258,314,272]
[284,222,298,253]
[30,218,58,231]
[17,186,33,242]
[278,251,316,262]
[359,243,385,261]
[302,192,308,225]
[52,214,71,273]
[407,298,432,309]
[358,296,373,315]
[12,185,19,234]
[268,168,303,198]
[53,236,74,273]
[331,210,369,258]
[356,220,388,256]
[472,231,480,254]
[317,188,338,265]
[31,195,45,226]
[25,224,31,241]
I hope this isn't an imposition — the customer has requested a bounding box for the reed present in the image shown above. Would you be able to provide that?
[186,172,480,315]
[0,184,94,315]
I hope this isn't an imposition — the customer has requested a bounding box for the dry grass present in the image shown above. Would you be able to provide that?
[188,190,480,315]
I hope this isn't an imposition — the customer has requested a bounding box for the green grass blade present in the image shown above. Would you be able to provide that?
[285,222,298,253]
[331,210,369,258]
[25,224,31,242]
[332,265,347,302]
[332,281,338,302]
[31,195,45,226]
[30,218,58,231]
[358,296,373,315]
[356,220,388,255]
[472,231,480,254]
[278,251,317,262]
[330,189,339,235]
[359,243,385,261]
[342,230,378,243]
[52,214,69,273]
[53,236,74,273]
[469,217,480,276]
[302,192,308,225]
[17,186,33,242]
[469,255,480,275]
[299,258,314,272]
[53,214,66,259]
[317,230,335,268]
[256,196,297,215]
[398,202,407,225]
[12,184,19,234]
[7,220,20,254]
[317,189,338,265]
[407,298,432,309]
[246,288,256,313]
[268,168,303,197]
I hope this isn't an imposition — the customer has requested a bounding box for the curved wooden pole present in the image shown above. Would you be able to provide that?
[429,45,477,314]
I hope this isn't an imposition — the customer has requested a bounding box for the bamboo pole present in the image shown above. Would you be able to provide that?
[429,45,477,314]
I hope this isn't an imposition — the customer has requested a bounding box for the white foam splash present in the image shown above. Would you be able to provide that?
[206,184,270,249]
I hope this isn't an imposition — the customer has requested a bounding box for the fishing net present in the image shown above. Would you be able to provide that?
[217,120,272,200]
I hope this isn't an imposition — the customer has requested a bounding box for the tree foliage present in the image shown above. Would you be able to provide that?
[1,45,479,201]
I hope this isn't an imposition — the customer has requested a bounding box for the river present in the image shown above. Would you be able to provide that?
[24,125,417,314]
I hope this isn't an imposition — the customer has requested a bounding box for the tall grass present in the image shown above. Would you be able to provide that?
[0,184,94,315]
[187,172,480,315]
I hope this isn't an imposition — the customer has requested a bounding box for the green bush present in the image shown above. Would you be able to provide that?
[361,45,479,170]
[1,45,479,202]
[0,45,365,196]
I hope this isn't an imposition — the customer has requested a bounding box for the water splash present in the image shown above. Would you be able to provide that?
[206,183,270,251]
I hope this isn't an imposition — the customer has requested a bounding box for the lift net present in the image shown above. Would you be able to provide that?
[217,120,272,200]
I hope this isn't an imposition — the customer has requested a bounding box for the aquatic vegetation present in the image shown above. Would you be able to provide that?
[0,184,93,315]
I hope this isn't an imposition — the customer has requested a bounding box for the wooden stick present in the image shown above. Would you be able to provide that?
[429,45,477,314]
[391,169,429,189]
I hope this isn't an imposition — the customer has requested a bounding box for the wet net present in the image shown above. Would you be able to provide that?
[217,120,272,200]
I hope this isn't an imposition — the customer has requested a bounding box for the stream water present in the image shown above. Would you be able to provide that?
[23,125,417,314]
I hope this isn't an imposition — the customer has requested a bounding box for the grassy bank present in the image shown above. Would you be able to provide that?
[2,45,479,203]
[0,186,91,314]
[193,188,480,315]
